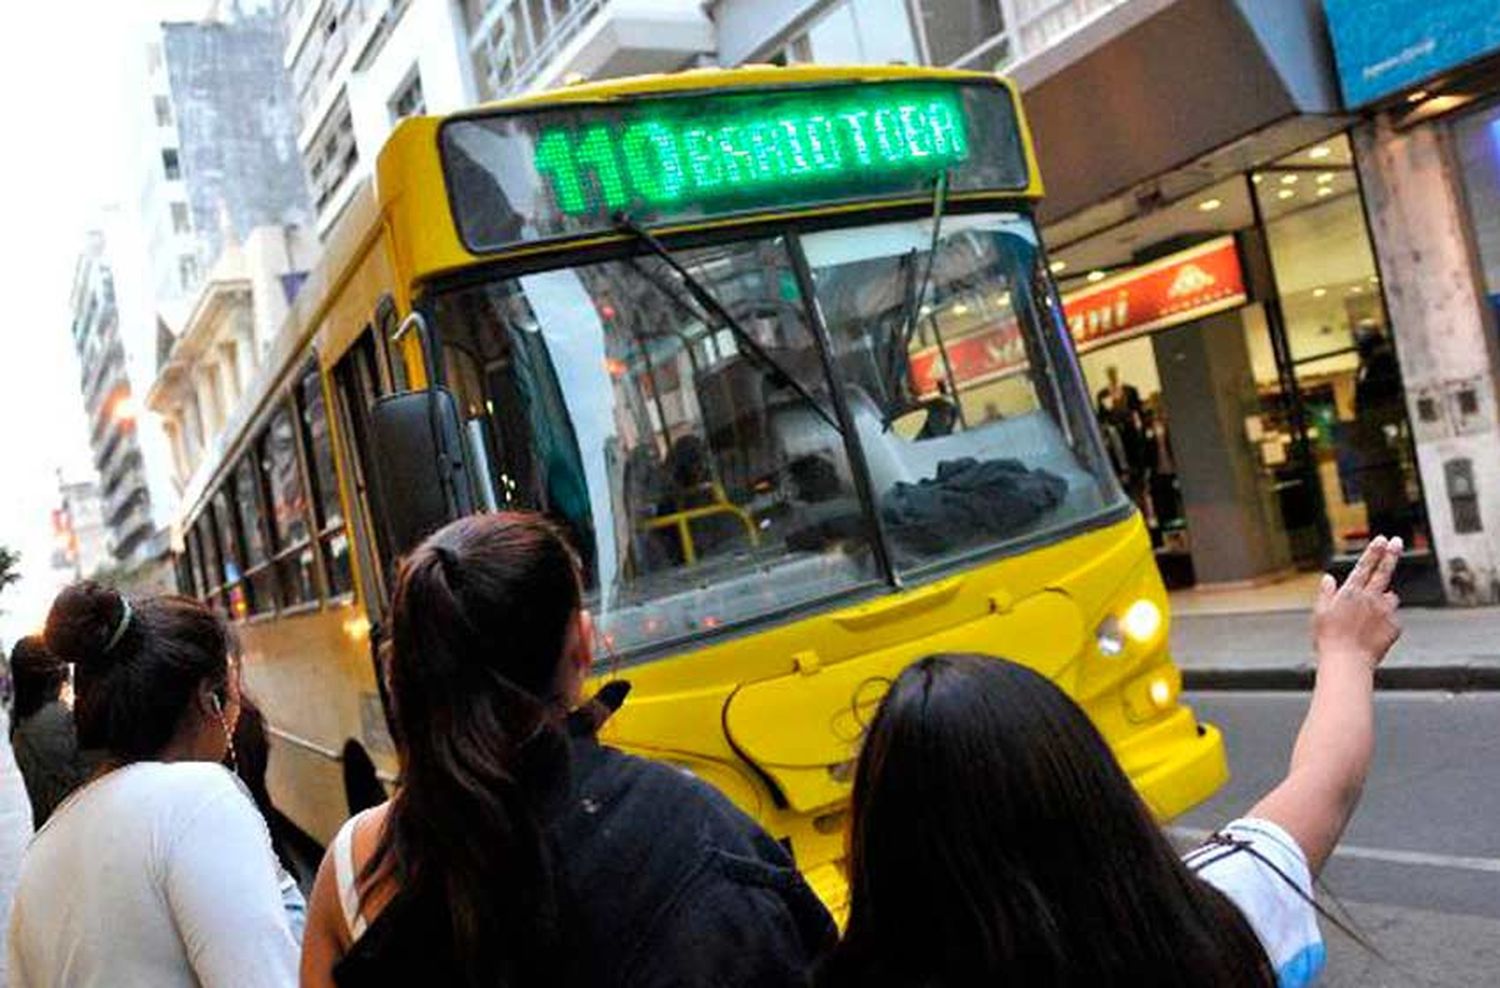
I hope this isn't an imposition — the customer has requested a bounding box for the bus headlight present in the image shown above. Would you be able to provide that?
[1096,599,1163,657]
[1121,599,1163,644]
[1096,615,1125,657]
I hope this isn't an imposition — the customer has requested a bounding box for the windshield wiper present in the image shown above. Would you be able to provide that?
[885,170,950,404]
[614,214,842,433]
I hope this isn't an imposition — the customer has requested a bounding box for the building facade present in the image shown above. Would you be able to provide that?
[1322,0,1500,605]
[51,479,112,583]
[88,4,315,573]
[68,233,164,569]
[281,0,478,235]
[147,225,321,491]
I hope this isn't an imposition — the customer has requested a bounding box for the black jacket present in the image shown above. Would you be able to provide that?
[334,734,836,987]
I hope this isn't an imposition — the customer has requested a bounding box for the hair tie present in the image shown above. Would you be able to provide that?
[103,598,134,654]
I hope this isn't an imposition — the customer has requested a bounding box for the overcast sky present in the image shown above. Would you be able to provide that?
[0,1,215,645]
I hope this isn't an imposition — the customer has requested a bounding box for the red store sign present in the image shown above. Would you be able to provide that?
[909,236,1248,394]
[1062,235,1247,353]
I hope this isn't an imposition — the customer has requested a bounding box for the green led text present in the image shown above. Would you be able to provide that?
[532,93,971,217]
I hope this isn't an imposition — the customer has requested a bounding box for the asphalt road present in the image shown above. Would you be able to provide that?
[1180,691,1500,988]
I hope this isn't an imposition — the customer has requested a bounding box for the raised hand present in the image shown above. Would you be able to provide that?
[1312,536,1403,672]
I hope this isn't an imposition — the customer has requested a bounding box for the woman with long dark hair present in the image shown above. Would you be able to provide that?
[7,585,299,987]
[301,511,833,987]
[822,536,1404,988]
[7,635,90,827]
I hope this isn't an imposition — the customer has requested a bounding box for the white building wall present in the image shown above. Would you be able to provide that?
[347,0,477,154]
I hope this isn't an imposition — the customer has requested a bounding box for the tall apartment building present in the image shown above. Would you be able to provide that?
[51,478,112,582]
[140,7,312,329]
[68,233,163,569]
[89,4,314,558]
[282,0,478,235]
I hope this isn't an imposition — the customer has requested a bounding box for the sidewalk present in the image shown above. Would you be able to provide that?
[1172,604,1500,690]
[0,711,33,986]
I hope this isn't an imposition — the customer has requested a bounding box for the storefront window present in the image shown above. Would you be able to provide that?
[1253,136,1427,560]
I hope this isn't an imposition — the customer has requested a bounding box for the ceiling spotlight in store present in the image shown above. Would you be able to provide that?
[1278,188,1296,200]
[1050,260,1067,273]
[1312,288,1327,298]
[1316,172,1335,184]
[1316,187,1333,197]
[1408,89,1430,103]
[1369,275,1380,284]
[1087,270,1107,283]
[1308,145,1332,159]
[1252,174,1264,184]
[1349,286,1363,295]
[952,302,971,316]
[1197,198,1223,212]
[996,292,1012,307]
[919,304,932,316]
[1280,174,1300,185]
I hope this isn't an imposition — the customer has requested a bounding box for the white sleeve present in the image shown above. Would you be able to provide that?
[7,899,31,988]
[162,784,300,988]
[1185,817,1325,988]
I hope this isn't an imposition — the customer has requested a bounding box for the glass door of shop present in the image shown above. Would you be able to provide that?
[1251,136,1430,566]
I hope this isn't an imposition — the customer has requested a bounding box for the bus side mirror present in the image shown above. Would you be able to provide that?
[368,388,476,558]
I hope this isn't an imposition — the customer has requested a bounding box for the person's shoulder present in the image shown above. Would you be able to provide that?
[116,761,248,817]
[586,743,757,838]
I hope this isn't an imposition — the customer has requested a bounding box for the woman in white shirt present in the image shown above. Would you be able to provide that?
[7,583,299,988]
[820,536,1404,988]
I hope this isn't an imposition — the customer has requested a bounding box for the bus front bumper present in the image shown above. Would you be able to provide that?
[1130,717,1230,822]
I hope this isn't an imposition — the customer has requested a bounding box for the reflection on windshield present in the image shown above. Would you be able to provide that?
[804,214,1122,572]
[432,238,880,655]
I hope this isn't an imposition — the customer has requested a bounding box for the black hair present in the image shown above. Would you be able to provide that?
[823,654,1276,988]
[9,636,68,725]
[368,511,581,987]
[44,582,231,763]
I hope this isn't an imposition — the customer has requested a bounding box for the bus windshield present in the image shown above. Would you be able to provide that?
[429,213,1122,656]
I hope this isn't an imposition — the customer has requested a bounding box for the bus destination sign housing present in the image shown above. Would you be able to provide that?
[440,79,1031,252]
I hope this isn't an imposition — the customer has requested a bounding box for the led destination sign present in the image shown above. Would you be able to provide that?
[441,80,1030,251]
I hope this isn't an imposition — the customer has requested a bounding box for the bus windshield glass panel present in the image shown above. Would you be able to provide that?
[441,80,1029,251]
[801,213,1123,575]
[428,213,1124,657]
[432,236,884,656]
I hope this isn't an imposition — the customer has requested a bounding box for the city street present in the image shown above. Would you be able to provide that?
[1181,691,1500,987]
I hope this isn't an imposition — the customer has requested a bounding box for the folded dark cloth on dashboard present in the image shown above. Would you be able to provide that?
[881,457,1067,556]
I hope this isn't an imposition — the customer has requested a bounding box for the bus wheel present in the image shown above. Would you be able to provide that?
[342,740,385,814]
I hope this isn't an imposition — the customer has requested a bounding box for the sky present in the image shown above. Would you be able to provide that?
[0,1,214,645]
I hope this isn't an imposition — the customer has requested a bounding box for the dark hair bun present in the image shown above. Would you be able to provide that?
[45,582,130,673]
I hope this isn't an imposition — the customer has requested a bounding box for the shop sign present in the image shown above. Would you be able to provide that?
[1325,0,1500,108]
[1063,235,1247,354]
[908,319,1027,396]
[907,236,1247,395]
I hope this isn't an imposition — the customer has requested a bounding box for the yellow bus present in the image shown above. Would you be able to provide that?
[171,64,1228,912]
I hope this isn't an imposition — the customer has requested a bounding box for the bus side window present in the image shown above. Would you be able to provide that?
[296,364,355,598]
[331,331,391,603]
[197,507,229,618]
[233,455,276,616]
[261,399,321,609]
[212,487,253,621]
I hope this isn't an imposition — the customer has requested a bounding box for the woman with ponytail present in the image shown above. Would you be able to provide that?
[301,511,834,988]
[7,585,299,987]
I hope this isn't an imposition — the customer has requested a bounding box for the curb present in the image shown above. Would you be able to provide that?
[1182,665,1500,692]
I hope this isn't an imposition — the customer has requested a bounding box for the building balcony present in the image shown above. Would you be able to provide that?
[104,482,150,531]
[472,0,714,101]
